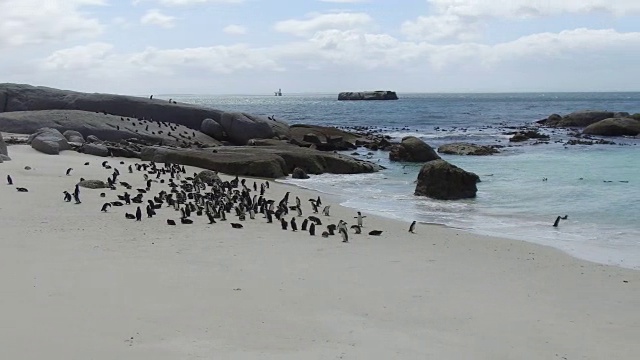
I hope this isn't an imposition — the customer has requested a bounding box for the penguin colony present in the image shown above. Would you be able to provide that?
[5,159,405,240]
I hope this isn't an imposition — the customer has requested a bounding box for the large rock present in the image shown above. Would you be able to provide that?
[414,159,480,200]
[292,167,310,179]
[77,179,108,189]
[0,132,7,158]
[63,130,85,144]
[389,136,440,162]
[288,124,360,151]
[217,112,290,145]
[437,143,499,156]
[80,143,110,157]
[544,110,615,128]
[583,118,640,137]
[338,91,399,100]
[200,118,225,140]
[28,128,71,155]
[0,110,220,147]
[141,145,381,178]
[195,170,222,185]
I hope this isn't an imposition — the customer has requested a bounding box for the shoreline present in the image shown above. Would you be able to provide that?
[1,145,639,358]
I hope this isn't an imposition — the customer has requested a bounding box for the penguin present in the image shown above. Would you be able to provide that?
[368,230,383,236]
[308,216,322,225]
[409,221,416,233]
[135,206,142,221]
[322,205,331,216]
[280,218,288,230]
[6,175,12,185]
[66,168,73,176]
[16,187,29,192]
[560,215,568,220]
[84,162,90,166]
[296,206,302,217]
[322,231,329,238]
[553,216,561,227]
[327,224,336,235]
[63,191,72,202]
[146,205,155,218]
[181,218,193,224]
[301,218,308,231]
[167,219,176,225]
[73,184,81,204]
[339,228,349,243]
[350,225,361,234]
[125,213,136,219]
[354,211,366,227]
[290,217,297,231]
[231,223,243,229]
[101,203,111,212]
[206,212,217,224]
[309,222,316,236]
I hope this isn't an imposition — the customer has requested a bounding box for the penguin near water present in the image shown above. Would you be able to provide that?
[553,216,561,227]
[354,211,366,227]
[339,228,349,243]
[408,221,416,233]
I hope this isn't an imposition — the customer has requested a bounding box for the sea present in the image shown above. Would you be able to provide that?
[162,93,640,269]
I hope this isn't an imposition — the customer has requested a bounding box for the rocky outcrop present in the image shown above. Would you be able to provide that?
[195,170,222,185]
[77,179,108,189]
[582,118,640,137]
[141,145,381,178]
[389,136,440,162]
[80,143,110,157]
[217,112,289,145]
[414,159,480,200]
[508,130,550,142]
[0,110,220,147]
[0,83,225,129]
[28,128,71,155]
[292,167,310,179]
[0,132,8,159]
[63,130,85,144]
[288,124,360,151]
[338,91,398,101]
[437,143,499,156]
[200,118,225,140]
[542,110,615,128]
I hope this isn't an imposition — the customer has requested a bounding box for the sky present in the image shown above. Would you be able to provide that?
[1,0,640,95]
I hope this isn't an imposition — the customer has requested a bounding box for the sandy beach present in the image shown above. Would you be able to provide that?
[1,144,639,359]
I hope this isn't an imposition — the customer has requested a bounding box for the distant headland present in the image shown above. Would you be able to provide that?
[338,91,398,101]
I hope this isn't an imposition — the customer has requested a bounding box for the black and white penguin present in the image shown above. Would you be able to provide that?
[135,206,142,221]
[409,221,416,233]
[101,203,111,212]
[66,168,73,176]
[350,225,361,234]
[354,211,366,227]
[231,223,243,229]
[181,218,194,224]
[290,217,297,231]
[301,218,308,231]
[368,230,383,236]
[553,216,561,227]
[322,205,331,216]
[6,175,12,185]
[167,219,176,225]
[63,191,72,202]
[339,228,349,243]
[309,222,315,236]
[280,218,288,230]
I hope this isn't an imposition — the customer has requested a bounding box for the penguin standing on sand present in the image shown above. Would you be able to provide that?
[101,203,111,212]
[7,175,13,185]
[63,191,72,202]
[73,185,81,204]
[280,218,288,230]
[339,227,349,243]
[301,218,308,231]
[354,211,366,227]
[290,217,297,231]
[409,221,416,233]
[66,168,73,176]
[309,222,316,236]
[136,206,142,221]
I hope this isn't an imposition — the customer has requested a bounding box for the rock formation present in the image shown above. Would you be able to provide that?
[0,110,220,147]
[338,91,399,101]
[0,132,8,160]
[582,118,640,137]
[437,143,499,156]
[292,167,310,179]
[389,136,440,162]
[63,130,85,144]
[541,110,615,128]
[414,159,480,200]
[287,124,361,151]
[28,128,71,155]
[200,118,225,140]
[217,112,289,145]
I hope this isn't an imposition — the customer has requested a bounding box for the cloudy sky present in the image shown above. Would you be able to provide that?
[1,0,639,95]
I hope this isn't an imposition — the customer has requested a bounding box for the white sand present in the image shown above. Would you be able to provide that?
[1,144,639,359]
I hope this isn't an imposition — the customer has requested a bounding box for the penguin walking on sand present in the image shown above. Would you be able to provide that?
[409,221,416,233]
[354,211,366,227]
[322,205,331,216]
[73,185,81,204]
[136,206,142,221]
[339,227,349,243]
[7,175,13,185]
[280,218,288,230]
[309,222,316,236]
[301,218,308,231]
[66,168,73,176]
[290,217,297,231]
[63,191,72,202]
[101,203,111,212]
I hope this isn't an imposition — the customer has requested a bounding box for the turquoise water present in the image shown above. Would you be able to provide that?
[165,93,640,269]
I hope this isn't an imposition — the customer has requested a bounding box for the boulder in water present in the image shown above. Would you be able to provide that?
[583,118,640,137]
[389,136,440,162]
[414,159,480,200]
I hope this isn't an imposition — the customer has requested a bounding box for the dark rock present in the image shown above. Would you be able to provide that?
[582,118,640,137]
[288,124,362,152]
[195,170,222,185]
[546,110,615,128]
[29,128,71,155]
[63,130,85,144]
[414,159,480,200]
[437,143,499,156]
[80,143,110,157]
[292,167,310,179]
[0,132,7,158]
[86,135,102,143]
[200,118,225,140]
[389,136,440,162]
[303,133,322,144]
[217,112,289,145]
[338,91,399,100]
[77,179,108,189]
[509,130,550,142]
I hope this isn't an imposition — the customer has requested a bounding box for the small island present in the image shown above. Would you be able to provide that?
[338,91,399,101]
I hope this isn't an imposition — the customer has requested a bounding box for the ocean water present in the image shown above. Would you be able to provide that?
[163,93,640,269]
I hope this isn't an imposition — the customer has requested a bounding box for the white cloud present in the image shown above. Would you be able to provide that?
[223,24,247,35]
[140,9,176,28]
[133,0,243,6]
[403,0,640,41]
[0,0,104,49]
[274,12,373,37]
[41,42,114,72]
